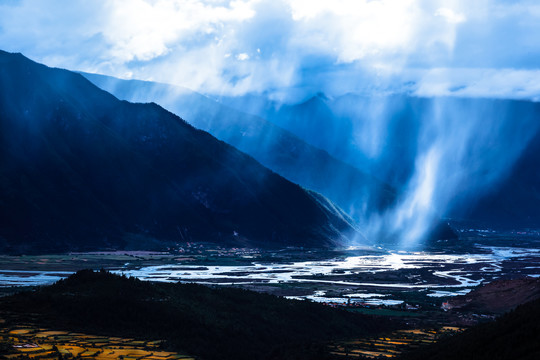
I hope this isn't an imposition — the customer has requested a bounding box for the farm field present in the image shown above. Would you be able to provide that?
[329,327,464,358]
[0,323,194,360]
[0,317,464,360]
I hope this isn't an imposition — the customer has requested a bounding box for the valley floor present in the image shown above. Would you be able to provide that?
[0,233,538,359]
[1,234,538,322]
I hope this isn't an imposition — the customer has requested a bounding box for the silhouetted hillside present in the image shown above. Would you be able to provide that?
[0,270,394,360]
[400,296,540,360]
[0,50,358,253]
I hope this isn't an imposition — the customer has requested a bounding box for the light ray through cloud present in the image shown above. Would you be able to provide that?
[1,0,540,248]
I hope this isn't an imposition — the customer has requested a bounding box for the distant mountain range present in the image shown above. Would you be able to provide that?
[218,92,540,229]
[80,73,396,223]
[461,126,540,228]
[6,48,536,255]
[0,50,359,253]
[79,73,456,244]
[83,70,540,237]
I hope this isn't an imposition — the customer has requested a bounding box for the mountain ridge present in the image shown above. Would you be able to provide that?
[0,50,358,253]
[80,72,397,223]
[219,92,540,229]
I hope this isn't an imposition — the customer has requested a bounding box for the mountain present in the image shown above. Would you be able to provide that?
[0,50,358,253]
[220,93,540,229]
[461,126,540,228]
[80,73,396,223]
[81,73,462,245]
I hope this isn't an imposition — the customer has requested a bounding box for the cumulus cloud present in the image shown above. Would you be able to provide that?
[287,0,424,62]
[0,0,539,99]
[101,0,256,63]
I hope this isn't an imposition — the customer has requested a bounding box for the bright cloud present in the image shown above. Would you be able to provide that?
[236,53,250,61]
[0,0,539,99]
[288,0,424,62]
[435,8,466,24]
[102,0,256,63]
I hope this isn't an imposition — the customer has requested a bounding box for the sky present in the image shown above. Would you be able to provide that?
[1,0,540,100]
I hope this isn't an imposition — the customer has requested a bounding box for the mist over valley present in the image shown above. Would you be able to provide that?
[1,1,540,359]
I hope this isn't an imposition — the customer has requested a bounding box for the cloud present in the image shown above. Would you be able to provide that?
[236,53,250,61]
[435,8,466,24]
[101,0,256,63]
[0,0,539,99]
[288,0,425,63]
[413,68,540,101]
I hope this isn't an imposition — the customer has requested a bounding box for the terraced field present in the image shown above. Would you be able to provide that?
[0,324,194,360]
[329,327,464,358]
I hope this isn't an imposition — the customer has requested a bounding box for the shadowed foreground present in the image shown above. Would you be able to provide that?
[0,270,394,360]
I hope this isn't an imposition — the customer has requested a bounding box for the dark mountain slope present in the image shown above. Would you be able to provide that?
[401,295,540,360]
[81,73,396,222]
[0,50,358,253]
[459,126,540,227]
[0,270,394,360]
